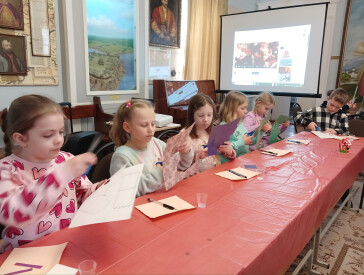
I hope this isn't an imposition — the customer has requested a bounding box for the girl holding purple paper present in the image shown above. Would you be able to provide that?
[218,91,253,164]
[185,94,235,172]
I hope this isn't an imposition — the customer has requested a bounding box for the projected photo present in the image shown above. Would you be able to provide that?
[232,25,311,88]
[234,41,279,68]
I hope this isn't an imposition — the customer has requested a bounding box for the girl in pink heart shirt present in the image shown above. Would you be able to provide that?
[0,95,101,253]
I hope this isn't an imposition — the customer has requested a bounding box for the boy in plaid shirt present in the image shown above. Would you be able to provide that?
[294,88,349,135]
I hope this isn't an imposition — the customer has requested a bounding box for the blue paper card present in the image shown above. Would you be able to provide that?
[244,164,257,169]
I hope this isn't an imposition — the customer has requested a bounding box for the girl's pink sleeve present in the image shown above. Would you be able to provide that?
[0,161,77,227]
[73,175,97,206]
[243,112,258,132]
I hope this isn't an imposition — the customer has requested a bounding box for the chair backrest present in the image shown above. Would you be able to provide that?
[90,152,113,183]
[291,102,303,133]
[348,118,364,137]
[88,141,115,181]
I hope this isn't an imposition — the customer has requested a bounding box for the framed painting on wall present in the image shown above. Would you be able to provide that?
[0,0,24,30]
[337,0,364,108]
[0,34,27,75]
[84,0,138,95]
[149,0,181,48]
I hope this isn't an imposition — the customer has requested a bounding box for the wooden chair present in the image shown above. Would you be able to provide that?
[153,80,216,128]
[348,115,364,209]
[61,96,114,141]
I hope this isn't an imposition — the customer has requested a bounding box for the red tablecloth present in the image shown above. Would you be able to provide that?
[1,132,363,274]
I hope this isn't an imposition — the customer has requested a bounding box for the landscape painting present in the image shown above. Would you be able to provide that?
[86,0,136,93]
[337,0,364,108]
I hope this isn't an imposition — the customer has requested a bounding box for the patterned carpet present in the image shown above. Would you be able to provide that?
[286,176,364,274]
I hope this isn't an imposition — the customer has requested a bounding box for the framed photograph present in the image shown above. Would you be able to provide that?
[0,0,24,30]
[0,34,27,75]
[84,0,138,94]
[149,0,181,48]
[29,0,50,57]
[336,0,364,107]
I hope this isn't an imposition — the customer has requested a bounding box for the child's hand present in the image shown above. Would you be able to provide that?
[177,139,191,154]
[242,134,253,145]
[262,122,272,132]
[325,128,337,135]
[307,122,317,131]
[347,100,356,109]
[95,179,109,190]
[199,148,208,159]
[218,142,235,159]
[281,120,290,127]
[66,152,97,178]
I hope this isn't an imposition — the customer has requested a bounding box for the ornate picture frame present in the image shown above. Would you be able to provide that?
[149,0,181,48]
[0,34,27,75]
[336,0,364,106]
[0,0,24,30]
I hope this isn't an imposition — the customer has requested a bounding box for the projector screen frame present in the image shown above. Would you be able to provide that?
[218,2,329,98]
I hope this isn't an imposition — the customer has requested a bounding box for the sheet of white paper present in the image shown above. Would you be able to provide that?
[286,139,311,145]
[47,264,78,274]
[69,164,143,228]
[0,243,67,275]
[311,131,359,140]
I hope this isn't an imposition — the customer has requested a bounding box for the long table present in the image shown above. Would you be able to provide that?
[1,132,363,274]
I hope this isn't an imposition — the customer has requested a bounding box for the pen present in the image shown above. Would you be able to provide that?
[315,126,320,131]
[228,169,247,179]
[247,130,255,136]
[259,149,278,156]
[287,139,302,144]
[201,144,208,148]
[148,198,175,210]
[156,161,163,166]
[82,134,102,176]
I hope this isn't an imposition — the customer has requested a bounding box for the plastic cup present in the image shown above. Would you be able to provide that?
[256,169,265,180]
[197,193,208,208]
[78,260,97,275]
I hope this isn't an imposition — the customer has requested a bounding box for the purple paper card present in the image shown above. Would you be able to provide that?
[207,118,240,156]
[244,164,257,169]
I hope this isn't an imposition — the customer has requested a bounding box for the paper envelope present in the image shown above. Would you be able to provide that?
[215,167,259,181]
[135,195,195,218]
[260,148,291,156]
[0,243,67,275]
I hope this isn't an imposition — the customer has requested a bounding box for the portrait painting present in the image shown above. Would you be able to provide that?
[337,0,364,108]
[0,0,24,30]
[149,0,181,48]
[85,0,137,94]
[0,34,27,75]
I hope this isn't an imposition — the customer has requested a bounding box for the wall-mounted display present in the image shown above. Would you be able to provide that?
[0,0,24,30]
[149,0,181,48]
[0,34,26,75]
[29,0,50,57]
